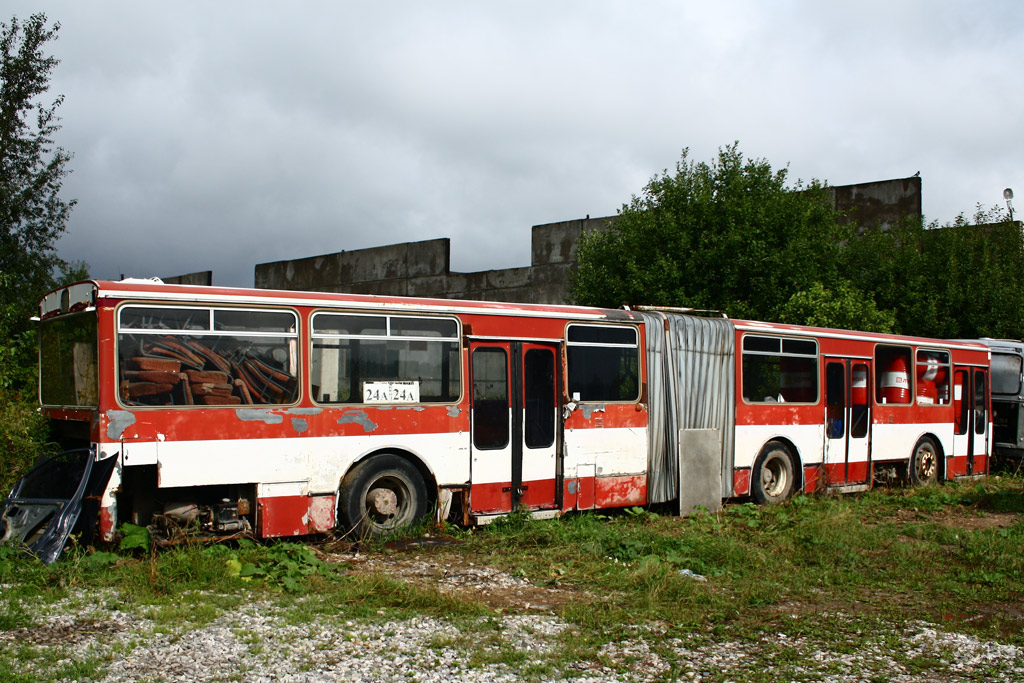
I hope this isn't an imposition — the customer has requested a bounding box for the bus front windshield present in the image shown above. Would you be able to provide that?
[39,312,98,407]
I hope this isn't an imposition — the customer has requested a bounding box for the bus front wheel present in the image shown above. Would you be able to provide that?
[908,437,939,487]
[751,442,796,505]
[338,454,429,538]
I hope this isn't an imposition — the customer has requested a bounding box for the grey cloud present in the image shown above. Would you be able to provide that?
[3,0,1021,287]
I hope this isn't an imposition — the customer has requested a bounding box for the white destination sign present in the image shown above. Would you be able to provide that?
[363,381,420,404]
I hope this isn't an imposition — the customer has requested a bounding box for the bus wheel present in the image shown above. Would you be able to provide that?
[908,437,939,487]
[339,454,428,538]
[752,442,796,505]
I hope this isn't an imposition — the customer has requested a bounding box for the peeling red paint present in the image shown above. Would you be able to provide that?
[733,468,751,497]
[803,465,822,493]
[99,506,116,542]
[595,475,646,508]
[307,495,336,532]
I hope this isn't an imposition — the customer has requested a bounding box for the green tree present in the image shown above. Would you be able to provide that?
[842,207,1024,340]
[0,13,75,394]
[0,14,78,486]
[570,144,859,323]
[779,281,896,333]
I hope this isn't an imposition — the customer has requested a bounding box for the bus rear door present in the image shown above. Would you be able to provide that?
[952,366,989,476]
[469,341,560,515]
[824,358,872,488]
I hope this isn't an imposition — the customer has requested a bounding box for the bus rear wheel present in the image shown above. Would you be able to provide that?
[339,454,428,538]
[752,442,796,505]
[908,437,939,487]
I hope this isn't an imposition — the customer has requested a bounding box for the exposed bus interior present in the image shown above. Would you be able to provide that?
[989,347,1024,468]
[118,465,257,540]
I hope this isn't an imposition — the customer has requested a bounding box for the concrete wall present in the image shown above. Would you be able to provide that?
[254,216,617,304]
[163,270,212,286]
[254,177,920,304]
[831,175,921,231]
[255,239,451,296]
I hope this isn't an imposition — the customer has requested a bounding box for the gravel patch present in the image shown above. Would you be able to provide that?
[3,584,1022,682]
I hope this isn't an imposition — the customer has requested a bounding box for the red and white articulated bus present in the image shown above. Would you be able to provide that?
[1,280,991,561]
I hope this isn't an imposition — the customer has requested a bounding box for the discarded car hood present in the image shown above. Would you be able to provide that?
[0,448,116,564]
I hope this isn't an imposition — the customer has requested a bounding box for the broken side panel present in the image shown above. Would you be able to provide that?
[0,448,116,564]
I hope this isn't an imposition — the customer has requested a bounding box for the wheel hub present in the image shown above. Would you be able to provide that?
[368,487,398,516]
[917,451,936,479]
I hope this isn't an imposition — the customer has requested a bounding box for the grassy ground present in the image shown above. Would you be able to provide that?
[1,474,1022,681]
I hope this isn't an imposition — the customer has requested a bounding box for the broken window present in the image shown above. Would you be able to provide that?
[117,306,299,406]
[311,313,460,404]
[40,312,98,407]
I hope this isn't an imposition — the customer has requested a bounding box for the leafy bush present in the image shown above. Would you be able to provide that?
[0,392,50,494]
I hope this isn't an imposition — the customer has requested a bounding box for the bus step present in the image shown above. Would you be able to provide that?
[833,484,871,494]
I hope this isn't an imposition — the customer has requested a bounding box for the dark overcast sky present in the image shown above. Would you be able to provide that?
[9,1,1024,287]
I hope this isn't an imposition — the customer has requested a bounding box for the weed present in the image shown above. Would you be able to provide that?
[118,523,152,553]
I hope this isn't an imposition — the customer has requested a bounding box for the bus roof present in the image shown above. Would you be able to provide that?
[42,279,641,323]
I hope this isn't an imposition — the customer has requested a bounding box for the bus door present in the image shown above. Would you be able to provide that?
[469,341,560,514]
[824,359,872,487]
[952,366,989,476]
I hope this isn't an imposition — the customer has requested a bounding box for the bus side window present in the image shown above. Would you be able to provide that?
[954,369,969,436]
[974,371,988,435]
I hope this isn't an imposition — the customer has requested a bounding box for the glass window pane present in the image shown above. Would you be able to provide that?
[119,307,209,331]
[782,339,817,356]
[473,349,509,450]
[118,306,299,407]
[779,356,817,402]
[851,364,869,438]
[825,362,845,438]
[991,353,1022,395]
[743,353,817,403]
[567,345,639,402]
[567,325,637,346]
[215,309,296,333]
[311,337,459,404]
[391,317,458,339]
[875,346,912,405]
[915,349,950,405]
[524,349,555,449]
[975,372,988,435]
[743,336,780,354]
[313,314,386,337]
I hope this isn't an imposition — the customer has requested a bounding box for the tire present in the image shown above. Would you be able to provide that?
[751,442,796,505]
[908,437,939,487]
[338,454,429,538]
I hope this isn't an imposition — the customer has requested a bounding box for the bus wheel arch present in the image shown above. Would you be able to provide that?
[751,440,800,505]
[337,451,434,538]
[907,435,942,486]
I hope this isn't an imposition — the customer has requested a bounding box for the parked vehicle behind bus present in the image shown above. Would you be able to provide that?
[960,338,1024,469]
[1,280,992,562]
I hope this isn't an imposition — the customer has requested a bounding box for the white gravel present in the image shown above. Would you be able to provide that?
[3,585,1022,682]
